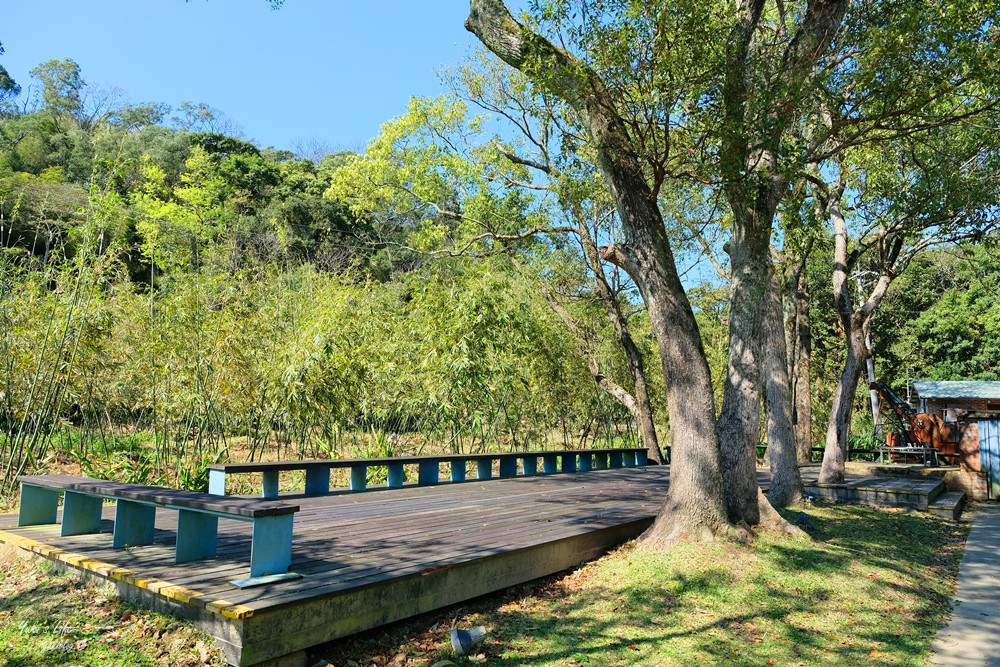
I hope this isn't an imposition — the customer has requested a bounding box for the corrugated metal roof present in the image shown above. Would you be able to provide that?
[913,380,1000,400]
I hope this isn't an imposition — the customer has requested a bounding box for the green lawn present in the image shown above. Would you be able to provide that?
[0,543,226,667]
[314,504,968,667]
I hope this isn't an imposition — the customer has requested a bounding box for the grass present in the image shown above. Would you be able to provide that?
[0,543,226,667]
[308,503,968,667]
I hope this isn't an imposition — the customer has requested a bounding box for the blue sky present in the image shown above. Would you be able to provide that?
[2,1,479,152]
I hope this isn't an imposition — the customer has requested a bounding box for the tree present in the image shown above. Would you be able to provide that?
[0,41,21,108]
[817,119,1000,482]
[466,0,740,543]
[30,59,84,119]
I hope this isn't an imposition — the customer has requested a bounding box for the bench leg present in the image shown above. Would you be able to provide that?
[561,453,577,473]
[542,454,558,474]
[499,456,518,478]
[477,459,493,481]
[350,465,367,491]
[636,451,649,466]
[450,459,467,483]
[175,510,218,563]
[578,454,593,471]
[305,466,331,495]
[262,470,279,500]
[61,492,104,536]
[418,461,439,486]
[521,456,538,476]
[113,500,156,548]
[208,469,226,496]
[609,451,623,468]
[249,514,294,578]
[18,485,59,526]
[387,463,404,488]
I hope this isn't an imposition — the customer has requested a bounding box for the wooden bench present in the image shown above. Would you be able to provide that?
[17,474,299,587]
[207,447,649,499]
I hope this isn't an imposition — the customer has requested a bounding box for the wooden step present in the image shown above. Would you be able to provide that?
[803,478,945,510]
[927,491,967,521]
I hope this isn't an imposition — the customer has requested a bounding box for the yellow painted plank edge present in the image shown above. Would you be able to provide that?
[0,528,254,620]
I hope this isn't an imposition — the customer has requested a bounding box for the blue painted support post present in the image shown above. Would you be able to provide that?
[249,514,294,578]
[18,485,59,526]
[499,456,518,478]
[594,452,609,470]
[387,463,405,488]
[418,460,440,486]
[262,470,280,499]
[305,466,331,495]
[451,459,467,483]
[609,451,623,468]
[61,491,104,536]
[477,458,493,481]
[636,450,649,466]
[208,469,226,496]
[560,453,577,473]
[622,451,637,467]
[175,510,218,563]
[113,500,155,548]
[350,465,368,491]
[542,454,558,474]
[521,456,538,476]
[578,453,593,471]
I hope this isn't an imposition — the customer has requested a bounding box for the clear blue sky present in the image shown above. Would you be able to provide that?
[2,1,479,152]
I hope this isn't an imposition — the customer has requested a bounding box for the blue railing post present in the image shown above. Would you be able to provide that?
[305,466,331,495]
[451,459,467,483]
[418,460,440,486]
[578,453,593,471]
[350,465,368,491]
[609,451,623,468]
[113,500,155,548]
[387,463,405,488]
[175,510,218,563]
[477,458,493,480]
[61,491,103,536]
[248,514,294,578]
[561,453,577,473]
[18,484,59,526]
[262,470,280,499]
[521,456,538,476]
[208,469,226,496]
[499,456,518,478]
[542,454,558,474]
[636,450,649,466]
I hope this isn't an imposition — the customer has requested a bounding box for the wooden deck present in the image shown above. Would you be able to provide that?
[0,467,670,666]
[0,464,958,666]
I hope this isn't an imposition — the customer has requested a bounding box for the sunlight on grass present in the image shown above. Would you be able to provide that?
[320,504,967,667]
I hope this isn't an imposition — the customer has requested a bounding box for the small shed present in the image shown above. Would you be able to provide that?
[912,380,1000,422]
[913,380,1000,498]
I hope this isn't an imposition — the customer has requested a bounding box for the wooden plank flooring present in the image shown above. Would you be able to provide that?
[0,467,669,612]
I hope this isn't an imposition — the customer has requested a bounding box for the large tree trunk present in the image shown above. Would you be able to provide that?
[792,275,814,463]
[716,214,769,527]
[467,0,735,544]
[819,321,867,483]
[762,273,804,506]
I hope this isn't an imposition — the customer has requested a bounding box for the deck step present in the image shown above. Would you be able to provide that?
[803,478,945,510]
[927,491,967,521]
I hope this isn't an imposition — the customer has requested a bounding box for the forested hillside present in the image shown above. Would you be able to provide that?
[0,48,996,497]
